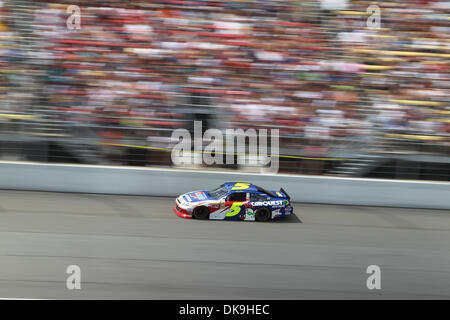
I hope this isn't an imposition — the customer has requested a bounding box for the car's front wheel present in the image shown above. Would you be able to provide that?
[255,208,271,222]
[193,206,209,220]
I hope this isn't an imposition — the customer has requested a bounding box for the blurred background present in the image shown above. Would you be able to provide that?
[0,0,448,180]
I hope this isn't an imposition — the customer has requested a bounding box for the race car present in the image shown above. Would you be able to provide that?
[174,182,293,222]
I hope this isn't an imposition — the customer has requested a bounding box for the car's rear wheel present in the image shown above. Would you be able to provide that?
[255,208,271,222]
[193,206,209,220]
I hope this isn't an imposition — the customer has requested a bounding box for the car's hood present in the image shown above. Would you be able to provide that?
[181,191,214,203]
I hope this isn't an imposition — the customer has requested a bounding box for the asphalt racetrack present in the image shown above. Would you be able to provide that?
[0,190,450,299]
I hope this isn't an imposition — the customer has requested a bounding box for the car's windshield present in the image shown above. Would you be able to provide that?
[208,185,228,199]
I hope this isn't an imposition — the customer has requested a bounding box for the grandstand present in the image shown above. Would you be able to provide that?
[0,0,448,180]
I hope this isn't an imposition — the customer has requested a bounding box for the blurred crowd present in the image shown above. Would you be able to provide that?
[0,0,449,168]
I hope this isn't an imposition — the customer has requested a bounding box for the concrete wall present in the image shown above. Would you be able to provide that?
[1,161,449,209]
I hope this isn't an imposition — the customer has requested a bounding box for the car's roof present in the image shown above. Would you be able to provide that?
[223,182,255,191]
[222,182,276,197]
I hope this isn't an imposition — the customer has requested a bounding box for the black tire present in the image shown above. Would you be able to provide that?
[193,206,209,220]
[255,208,271,222]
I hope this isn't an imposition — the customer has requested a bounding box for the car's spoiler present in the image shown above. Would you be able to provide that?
[280,188,290,201]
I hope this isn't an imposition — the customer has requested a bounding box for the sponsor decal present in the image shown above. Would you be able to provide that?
[244,208,256,221]
[250,200,284,207]
[191,192,207,200]
[271,208,282,219]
